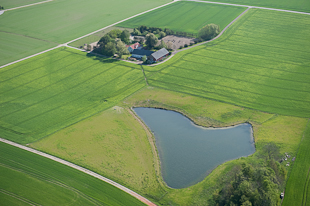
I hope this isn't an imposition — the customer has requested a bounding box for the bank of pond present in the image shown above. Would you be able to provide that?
[133,107,255,189]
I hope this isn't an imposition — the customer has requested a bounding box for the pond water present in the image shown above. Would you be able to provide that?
[133,107,255,189]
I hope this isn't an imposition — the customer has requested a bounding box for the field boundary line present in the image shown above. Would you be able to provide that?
[4,0,53,11]
[0,138,157,206]
[0,45,63,69]
[187,0,310,15]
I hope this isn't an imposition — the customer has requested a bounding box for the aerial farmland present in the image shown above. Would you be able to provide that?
[0,0,309,205]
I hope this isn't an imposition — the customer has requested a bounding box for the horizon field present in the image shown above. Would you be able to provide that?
[117,1,246,34]
[147,9,310,118]
[0,0,169,66]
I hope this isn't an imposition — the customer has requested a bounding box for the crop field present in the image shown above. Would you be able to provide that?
[31,107,166,200]
[0,0,169,66]
[283,122,310,206]
[117,1,246,34]
[146,9,310,118]
[0,0,44,9]
[0,47,145,144]
[0,141,146,206]
[201,0,310,13]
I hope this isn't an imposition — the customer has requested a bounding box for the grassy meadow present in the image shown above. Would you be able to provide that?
[0,47,145,144]
[32,87,308,205]
[0,0,169,66]
[201,0,310,13]
[31,107,166,200]
[0,141,147,206]
[117,1,246,34]
[146,9,310,118]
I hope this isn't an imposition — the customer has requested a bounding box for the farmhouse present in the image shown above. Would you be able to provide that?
[131,49,154,59]
[148,48,169,62]
[126,42,142,53]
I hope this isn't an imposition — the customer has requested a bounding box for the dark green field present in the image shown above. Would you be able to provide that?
[117,1,246,34]
[0,47,145,144]
[201,0,310,13]
[146,9,310,118]
[0,141,146,206]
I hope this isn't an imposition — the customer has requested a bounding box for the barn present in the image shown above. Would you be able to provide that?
[148,48,169,62]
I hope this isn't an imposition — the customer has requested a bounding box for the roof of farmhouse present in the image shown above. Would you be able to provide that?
[132,49,154,56]
[150,48,169,60]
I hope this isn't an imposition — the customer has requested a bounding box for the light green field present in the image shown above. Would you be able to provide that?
[32,87,308,205]
[201,0,310,13]
[117,1,246,34]
[0,0,169,66]
[0,0,44,9]
[0,141,146,206]
[283,122,310,206]
[31,107,166,200]
[147,9,310,118]
[0,47,145,144]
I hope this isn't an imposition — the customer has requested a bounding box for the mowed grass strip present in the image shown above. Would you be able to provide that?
[0,141,147,206]
[0,47,145,143]
[117,1,246,34]
[283,121,310,206]
[200,0,310,13]
[147,9,310,118]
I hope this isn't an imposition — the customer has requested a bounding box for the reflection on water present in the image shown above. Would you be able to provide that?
[134,107,255,189]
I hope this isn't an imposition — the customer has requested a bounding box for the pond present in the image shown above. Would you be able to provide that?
[133,107,255,189]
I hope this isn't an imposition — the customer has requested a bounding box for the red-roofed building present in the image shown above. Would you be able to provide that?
[126,42,142,53]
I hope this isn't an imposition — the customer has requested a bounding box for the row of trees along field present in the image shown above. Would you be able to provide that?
[210,143,286,206]
[132,24,220,42]
[97,29,131,57]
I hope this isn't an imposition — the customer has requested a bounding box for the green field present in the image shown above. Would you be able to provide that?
[201,0,310,13]
[283,122,310,206]
[31,107,166,200]
[0,0,44,9]
[146,9,310,118]
[117,1,246,34]
[0,141,146,206]
[0,0,169,66]
[0,47,145,144]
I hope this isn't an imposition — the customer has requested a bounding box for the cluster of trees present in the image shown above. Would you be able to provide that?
[144,33,174,50]
[198,23,220,41]
[132,25,195,39]
[0,6,4,10]
[210,143,286,206]
[97,29,130,57]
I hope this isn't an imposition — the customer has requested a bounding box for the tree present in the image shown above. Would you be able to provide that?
[159,31,166,39]
[120,30,130,44]
[158,40,167,49]
[198,23,220,41]
[103,42,116,56]
[108,29,122,38]
[98,34,113,47]
[115,40,129,58]
[142,55,147,63]
[145,33,158,49]
[166,41,173,50]
[133,28,141,36]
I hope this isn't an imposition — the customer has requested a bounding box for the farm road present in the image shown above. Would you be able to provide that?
[187,0,310,15]
[3,0,54,11]
[0,138,157,206]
